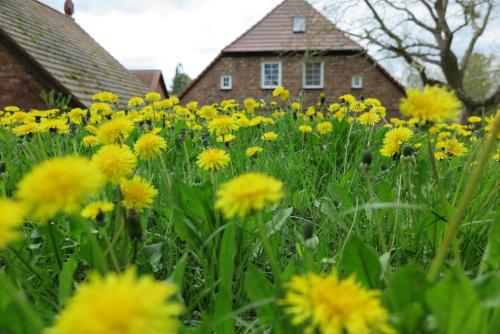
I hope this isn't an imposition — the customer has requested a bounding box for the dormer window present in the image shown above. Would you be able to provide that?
[293,17,306,33]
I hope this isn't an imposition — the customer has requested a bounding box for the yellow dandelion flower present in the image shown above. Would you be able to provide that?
[198,105,218,119]
[291,102,302,111]
[328,103,340,113]
[186,101,198,111]
[4,106,20,112]
[261,131,279,141]
[243,98,256,112]
[435,151,448,160]
[216,134,236,143]
[316,121,333,135]
[81,201,114,220]
[380,142,401,158]
[443,138,468,157]
[40,119,69,134]
[17,156,104,221]
[0,199,26,249]
[339,94,356,105]
[350,101,366,113]
[281,270,394,334]
[196,148,230,172]
[400,85,461,123]
[246,146,263,157]
[357,110,380,126]
[145,92,162,102]
[208,115,238,135]
[134,133,167,160]
[384,127,414,146]
[46,267,182,334]
[92,92,118,103]
[467,116,481,124]
[92,144,137,183]
[128,96,145,108]
[120,176,158,212]
[12,123,39,137]
[299,125,313,134]
[272,86,290,100]
[68,108,87,125]
[96,118,134,144]
[492,151,499,162]
[82,135,98,147]
[215,173,283,219]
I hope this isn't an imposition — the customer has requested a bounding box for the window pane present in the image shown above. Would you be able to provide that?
[305,62,322,87]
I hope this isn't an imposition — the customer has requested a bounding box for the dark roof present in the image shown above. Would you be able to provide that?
[223,0,362,53]
[130,69,169,98]
[0,0,148,107]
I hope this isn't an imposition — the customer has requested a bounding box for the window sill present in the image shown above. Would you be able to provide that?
[303,86,324,90]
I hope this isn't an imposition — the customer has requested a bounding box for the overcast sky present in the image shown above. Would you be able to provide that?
[40,0,498,87]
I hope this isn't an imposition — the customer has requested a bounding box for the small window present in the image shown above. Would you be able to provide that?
[261,62,282,89]
[303,62,324,89]
[352,76,363,89]
[293,17,306,33]
[220,75,232,90]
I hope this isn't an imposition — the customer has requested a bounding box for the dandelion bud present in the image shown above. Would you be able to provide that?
[126,210,142,241]
[179,128,186,140]
[320,92,327,104]
[95,211,105,225]
[403,146,415,157]
[303,221,314,240]
[362,150,372,166]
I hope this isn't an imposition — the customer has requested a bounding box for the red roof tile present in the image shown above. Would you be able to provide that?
[0,0,148,108]
[223,0,362,53]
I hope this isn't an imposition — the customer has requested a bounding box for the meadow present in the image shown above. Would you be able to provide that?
[0,86,499,334]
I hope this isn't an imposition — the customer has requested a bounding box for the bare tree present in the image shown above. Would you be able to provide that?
[325,0,499,118]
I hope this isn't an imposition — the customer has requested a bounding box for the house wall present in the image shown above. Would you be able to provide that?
[181,54,404,114]
[0,36,58,110]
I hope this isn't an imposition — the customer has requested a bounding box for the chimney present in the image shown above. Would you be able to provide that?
[64,0,74,17]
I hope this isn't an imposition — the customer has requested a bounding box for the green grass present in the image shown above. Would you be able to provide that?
[0,98,499,334]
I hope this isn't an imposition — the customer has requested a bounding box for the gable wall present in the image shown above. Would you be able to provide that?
[181,54,404,114]
[0,36,60,110]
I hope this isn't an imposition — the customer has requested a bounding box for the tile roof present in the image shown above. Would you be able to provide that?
[130,69,169,98]
[0,0,148,108]
[223,0,362,53]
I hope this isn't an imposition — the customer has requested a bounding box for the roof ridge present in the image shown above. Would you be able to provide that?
[30,0,73,20]
[301,0,363,49]
[222,0,287,52]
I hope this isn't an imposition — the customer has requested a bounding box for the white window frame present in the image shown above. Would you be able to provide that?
[220,75,232,90]
[293,17,306,33]
[352,75,363,89]
[303,62,324,89]
[261,62,282,89]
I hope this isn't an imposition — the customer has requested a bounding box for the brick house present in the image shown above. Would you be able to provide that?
[0,0,147,110]
[180,0,405,112]
[130,70,169,99]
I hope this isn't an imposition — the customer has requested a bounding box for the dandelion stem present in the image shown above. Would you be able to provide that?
[256,214,282,286]
[426,134,450,219]
[47,222,63,270]
[428,114,500,281]
[342,121,354,175]
[362,168,387,252]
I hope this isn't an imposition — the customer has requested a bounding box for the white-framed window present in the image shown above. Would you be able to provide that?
[293,17,306,33]
[220,75,232,90]
[261,62,282,89]
[303,62,324,89]
[352,75,363,89]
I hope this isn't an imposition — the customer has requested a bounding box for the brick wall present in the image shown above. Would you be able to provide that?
[181,53,405,114]
[0,36,58,110]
